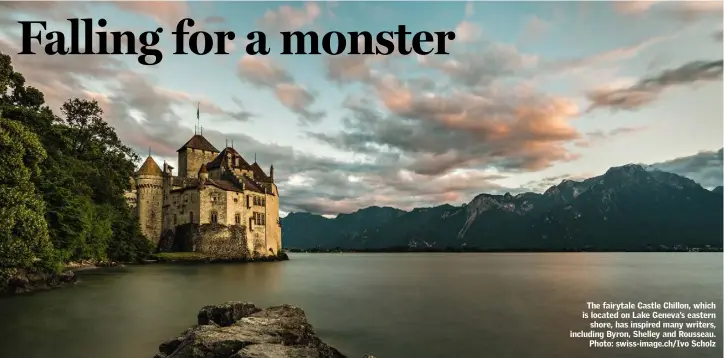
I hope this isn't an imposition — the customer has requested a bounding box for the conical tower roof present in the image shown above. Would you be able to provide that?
[136,156,163,176]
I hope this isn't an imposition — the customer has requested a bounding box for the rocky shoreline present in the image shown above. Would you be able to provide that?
[1,268,77,296]
[154,301,375,358]
[1,254,290,297]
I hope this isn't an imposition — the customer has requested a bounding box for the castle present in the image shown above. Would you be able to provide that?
[125,133,282,257]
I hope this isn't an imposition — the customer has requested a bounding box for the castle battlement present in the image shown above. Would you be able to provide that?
[127,134,282,257]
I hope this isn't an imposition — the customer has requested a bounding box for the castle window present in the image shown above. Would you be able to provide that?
[233,197,238,203]
[246,195,251,208]
[211,196,216,202]
[262,197,266,206]
[235,213,241,225]
[253,212,265,226]
[210,211,218,224]
[173,215,177,225]
[189,211,194,223]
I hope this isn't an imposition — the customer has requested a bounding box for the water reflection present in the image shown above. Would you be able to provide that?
[0,253,720,358]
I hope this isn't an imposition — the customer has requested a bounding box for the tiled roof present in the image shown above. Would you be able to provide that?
[169,172,271,195]
[250,162,270,182]
[206,147,251,170]
[177,135,219,153]
[136,156,163,176]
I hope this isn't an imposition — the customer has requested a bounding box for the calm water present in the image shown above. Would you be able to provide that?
[0,253,722,358]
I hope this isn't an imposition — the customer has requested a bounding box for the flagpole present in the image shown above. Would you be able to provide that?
[196,102,200,135]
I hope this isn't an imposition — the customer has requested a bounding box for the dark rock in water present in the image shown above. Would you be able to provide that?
[1,269,76,295]
[155,301,372,358]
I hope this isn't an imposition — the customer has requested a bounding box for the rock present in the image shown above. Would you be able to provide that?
[197,302,262,327]
[1,269,77,295]
[156,302,373,358]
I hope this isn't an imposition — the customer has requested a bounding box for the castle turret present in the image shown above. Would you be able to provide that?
[198,164,208,183]
[136,156,164,243]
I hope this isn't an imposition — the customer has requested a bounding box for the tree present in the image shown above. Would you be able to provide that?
[0,50,154,269]
[0,118,59,286]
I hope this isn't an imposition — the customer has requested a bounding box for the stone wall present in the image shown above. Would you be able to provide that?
[164,188,201,231]
[179,148,218,179]
[159,223,254,259]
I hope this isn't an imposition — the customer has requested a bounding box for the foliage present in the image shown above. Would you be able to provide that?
[0,51,154,277]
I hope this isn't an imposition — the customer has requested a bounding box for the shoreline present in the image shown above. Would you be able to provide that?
[1,252,290,297]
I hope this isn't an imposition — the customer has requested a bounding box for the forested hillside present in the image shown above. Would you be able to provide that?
[0,51,153,288]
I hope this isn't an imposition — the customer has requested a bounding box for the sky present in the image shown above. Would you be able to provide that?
[0,1,722,217]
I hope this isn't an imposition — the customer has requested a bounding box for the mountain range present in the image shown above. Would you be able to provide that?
[281,164,723,251]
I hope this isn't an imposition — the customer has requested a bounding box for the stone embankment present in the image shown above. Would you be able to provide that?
[154,301,375,358]
[153,251,290,264]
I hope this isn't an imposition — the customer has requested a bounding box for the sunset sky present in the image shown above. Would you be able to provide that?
[0,1,722,216]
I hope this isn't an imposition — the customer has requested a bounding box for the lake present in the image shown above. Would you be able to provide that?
[0,253,721,358]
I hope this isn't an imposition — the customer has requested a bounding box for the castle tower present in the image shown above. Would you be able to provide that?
[177,134,219,179]
[136,155,164,243]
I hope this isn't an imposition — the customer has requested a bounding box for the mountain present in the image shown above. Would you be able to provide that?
[713,186,723,194]
[281,165,723,251]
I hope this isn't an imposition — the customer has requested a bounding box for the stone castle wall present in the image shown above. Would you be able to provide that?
[178,148,217,179]
[159,223,252,259]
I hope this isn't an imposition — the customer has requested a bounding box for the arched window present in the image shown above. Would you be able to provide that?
[189,211,194,223]
[235,213,241,225]
[210,211,218,224]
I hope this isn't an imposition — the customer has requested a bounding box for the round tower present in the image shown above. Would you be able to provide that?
[135,156,164,243]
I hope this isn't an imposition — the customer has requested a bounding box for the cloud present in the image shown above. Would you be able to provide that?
[419,42,539,87]
[111,2,189,28]
[237,55,294,87]
[648,148,723,188]
[519,16,549,44]
[585,59,723,112]
[274,83,325,124]
[540,35,673,75]
[310,75,582,177]
[612,1,722,23]
[454,21,483,43]
[465,2,474,17]
[612,1,661,15]
[236,55,325,125]
[664,1,724,23]
[258,2,321,31]
[323,35,402,85]
[202,16,226,25]
[0,2,87,25]
[577,126,647,147]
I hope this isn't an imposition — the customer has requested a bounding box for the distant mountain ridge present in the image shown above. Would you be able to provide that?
[281,164,724,251]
